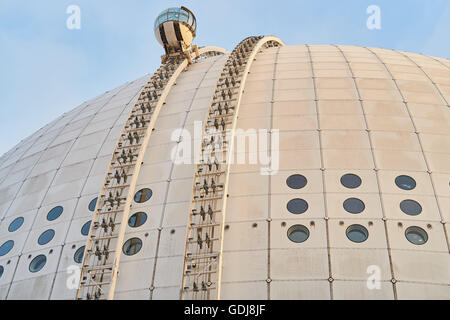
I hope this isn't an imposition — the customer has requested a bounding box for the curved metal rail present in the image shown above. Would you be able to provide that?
[181,36,285,300]
[76,47,227,300]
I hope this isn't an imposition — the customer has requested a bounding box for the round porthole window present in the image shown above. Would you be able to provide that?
[88,197,98,212]
[343,198,365,214]
[128,212,148,228]
[0,240,14,257]
[74,246,85,264]
[286,199,309,214]
[346,224,369,243]
[8,217,24,232]
[0,265,3,279]
[38,229,55,245]
[287,225,310,243]
[81,221,92,236]
[134,189,153,203]
[47,206,63,221]
[405,226,428,245]
[122,238,143,256]
[286,174,307,190]
[400,200,422,216]
[395,175,416,191]
[340,174,362,189]
[29,255,47,273]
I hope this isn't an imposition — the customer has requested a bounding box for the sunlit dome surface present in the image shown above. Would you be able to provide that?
[0,43,449,300]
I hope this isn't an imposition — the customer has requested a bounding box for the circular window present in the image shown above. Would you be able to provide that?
[400,200,422,216]
[8,217,24,232]
[88,197,98,212]
[286,174,307,189]
[0,240,14,257]
[340,174,362,189]
[81,220,92,236]
[122,238,143,256]
[0,265,3,279]
[405,226,428,245]
[134,189,153,203]
[38,229,55,245]
[74,246,85,264]
[286,199,309,215]
[343,198,365,214]
[395,175,416,191]
[47,206,63,221]
[346,224,369,243]
[128,212,148,228]
[287,225,310,243]
[29,255,47,273]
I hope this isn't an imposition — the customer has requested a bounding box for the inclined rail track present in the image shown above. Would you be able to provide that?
[76,47,226,300]
[181,36,284,300]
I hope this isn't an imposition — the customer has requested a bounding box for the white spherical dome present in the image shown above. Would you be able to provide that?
[0,42,449,300]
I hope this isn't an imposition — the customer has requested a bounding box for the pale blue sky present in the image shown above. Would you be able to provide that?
[0,0,449,156]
